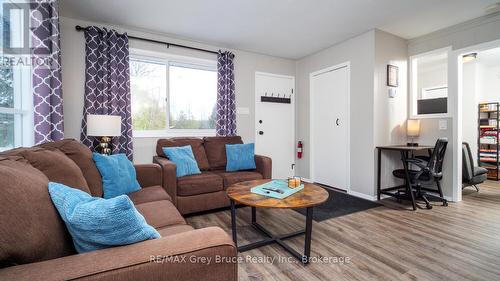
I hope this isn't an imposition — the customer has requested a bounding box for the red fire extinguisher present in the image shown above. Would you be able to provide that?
[297,141,303,159]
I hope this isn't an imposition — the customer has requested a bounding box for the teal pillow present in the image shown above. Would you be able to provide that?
[92,153,141,199]
[226,143,256,172]
[48,182,160,253]
[162,146,201,177]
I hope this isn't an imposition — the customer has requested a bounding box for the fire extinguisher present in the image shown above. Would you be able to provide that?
[297,141,303,159]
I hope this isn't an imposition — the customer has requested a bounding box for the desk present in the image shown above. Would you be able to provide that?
[376,145,433,210]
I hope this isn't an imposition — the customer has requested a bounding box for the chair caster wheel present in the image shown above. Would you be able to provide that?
[443,201,448,207]
[426,204,432,209]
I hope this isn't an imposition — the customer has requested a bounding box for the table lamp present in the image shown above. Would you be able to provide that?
[407,119,420,147]
[86,114,122,155]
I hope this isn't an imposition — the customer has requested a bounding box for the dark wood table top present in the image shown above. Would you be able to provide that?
[376,145,434,151]
[226,179,329,209]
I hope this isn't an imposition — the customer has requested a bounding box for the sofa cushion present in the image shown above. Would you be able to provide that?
[157,224,194,237]
[225,143,256,172]
[127,186,171,205]
[20,148,91,194]
[177,172,224,196]
[0,158,75,267]
[156,138,210,170]
[203,136,243,170]
[213,170,263,187]
[134,200,186,229]
[38,139,104,197]
[162,146,201,177]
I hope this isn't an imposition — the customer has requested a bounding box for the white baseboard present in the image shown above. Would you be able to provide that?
[347,190,377,201]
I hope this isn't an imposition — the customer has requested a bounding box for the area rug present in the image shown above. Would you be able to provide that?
[294,187,382,222]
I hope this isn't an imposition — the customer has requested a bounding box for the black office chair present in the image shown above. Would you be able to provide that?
[462,142,488,192]
[392,138,448,209]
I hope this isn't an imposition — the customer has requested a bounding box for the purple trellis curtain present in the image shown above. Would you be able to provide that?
[216,50,236,136]
[80,26,133,159]
[31,0,64,144]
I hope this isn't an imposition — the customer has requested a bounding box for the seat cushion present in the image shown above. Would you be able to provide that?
[214,170,263,187]
[156,138,210,170]
[0,158,75,266]
[48,182,160,254]
[393,169,431,181]
[203,136,243,170]
[157,224,194,237]
[127,186,171,205]
[177,172,224,196]
[134,200,186,229]
[19,148,91,193]
[38,139,104,197]
[474,166,488,176]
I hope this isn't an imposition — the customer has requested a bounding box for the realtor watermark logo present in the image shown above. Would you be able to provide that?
[150,254,352,265]
[1,1,57,69]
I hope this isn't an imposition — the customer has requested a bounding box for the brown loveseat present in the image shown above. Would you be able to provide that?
[154,136,272,215]
[0,139,237,281]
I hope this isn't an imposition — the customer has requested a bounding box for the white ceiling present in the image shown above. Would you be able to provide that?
[60,0,499,59]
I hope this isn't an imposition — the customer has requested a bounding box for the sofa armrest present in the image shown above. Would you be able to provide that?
[135,163,162,187]
[0,227,237,281]
[153,156,178,206]
[255,155,272,179]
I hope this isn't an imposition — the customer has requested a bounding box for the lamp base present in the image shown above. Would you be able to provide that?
[98,136,112,155]
[407,142,419,147]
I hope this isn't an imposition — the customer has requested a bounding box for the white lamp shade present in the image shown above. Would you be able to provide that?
[86,114,122,137]
[407,119,421,137]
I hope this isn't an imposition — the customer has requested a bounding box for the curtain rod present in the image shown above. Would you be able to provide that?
[75,25,219,55]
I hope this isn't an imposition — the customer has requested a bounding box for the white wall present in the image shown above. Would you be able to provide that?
[477,64,500,103]
[462,61,478,160]
[59,17,295,163]
[408,12,500,200]
[373,30,409,191]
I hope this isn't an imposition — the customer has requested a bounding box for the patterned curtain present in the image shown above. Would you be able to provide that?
[80,26,133,159]
[216,50,236,136]
[31,0,64,144]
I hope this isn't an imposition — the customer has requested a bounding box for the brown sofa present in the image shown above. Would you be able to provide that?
[0,139,237,281]
[153,136,272,215]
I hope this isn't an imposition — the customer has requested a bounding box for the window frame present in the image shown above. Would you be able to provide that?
[409,46,452,119]
[130,48,217,138]
[0,8,33,151]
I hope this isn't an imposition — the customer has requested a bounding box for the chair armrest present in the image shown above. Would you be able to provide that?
[405,158,429,171]
[135,163,162,187]
[0,227,237,281]
[153,156,178,206]
[255,155,272,179]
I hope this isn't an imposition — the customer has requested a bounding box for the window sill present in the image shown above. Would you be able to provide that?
[133,129,216,138]
[409,113,451,119]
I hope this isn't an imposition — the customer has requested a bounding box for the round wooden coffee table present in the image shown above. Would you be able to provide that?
[226,179,329,264]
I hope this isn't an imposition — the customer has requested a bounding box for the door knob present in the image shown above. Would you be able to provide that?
[336,118,340,126]
[258,131,264,135]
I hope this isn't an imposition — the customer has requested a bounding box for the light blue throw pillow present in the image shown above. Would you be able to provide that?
[226,143,256,172]
[92,153,141,199]
[48,182,160,253]
[162,146,201,178]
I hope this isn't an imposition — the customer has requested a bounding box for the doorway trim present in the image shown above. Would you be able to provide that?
[451,38,500,202]
[309,61,351,192]
[254,71,296,177]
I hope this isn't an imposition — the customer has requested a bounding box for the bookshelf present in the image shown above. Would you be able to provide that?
[478,102,499,181]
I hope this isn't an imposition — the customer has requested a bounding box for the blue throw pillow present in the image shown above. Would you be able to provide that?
[226,143,256,172]
[162,146,201,177]
[93,153,141,199]
[48,182,160,253]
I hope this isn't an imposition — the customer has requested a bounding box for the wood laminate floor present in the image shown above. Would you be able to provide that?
[186,181,500,281]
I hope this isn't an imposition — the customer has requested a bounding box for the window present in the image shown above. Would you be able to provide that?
[0,7,32,151]
[130,51,217,137]
[410,47,450,118]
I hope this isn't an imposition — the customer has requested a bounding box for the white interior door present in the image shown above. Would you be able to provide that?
[310,64,350,190]
[255,72,295,179]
